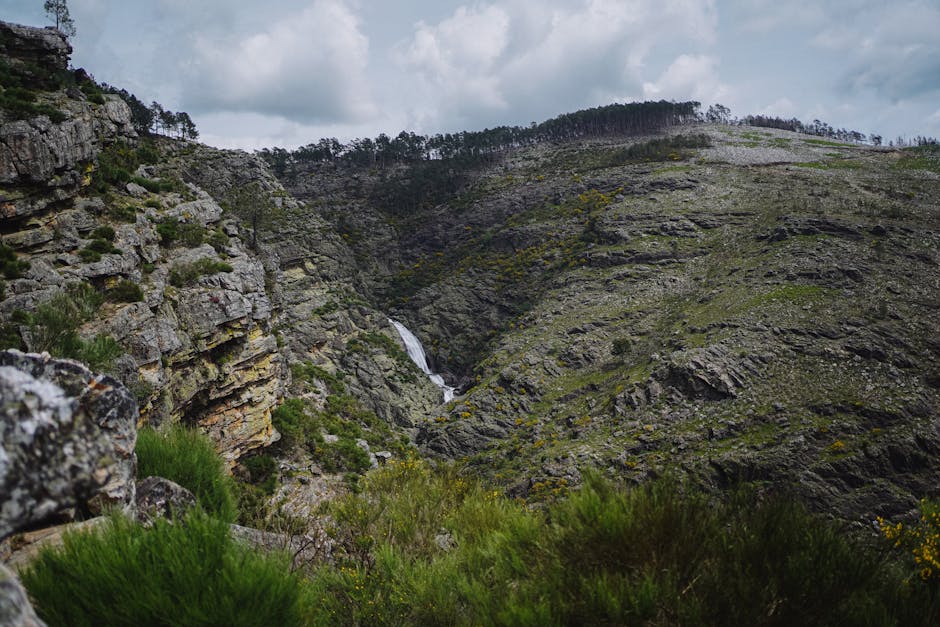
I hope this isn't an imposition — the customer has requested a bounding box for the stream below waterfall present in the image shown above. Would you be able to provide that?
[389,319,455,403]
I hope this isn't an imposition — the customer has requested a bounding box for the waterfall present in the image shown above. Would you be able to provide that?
[389,319,455,403]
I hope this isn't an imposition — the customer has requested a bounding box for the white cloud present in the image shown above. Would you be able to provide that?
[396,0,718,130]
[182,0,377,124]
[642,54,728,103]
[812,1,940,99]
[757,98,797,118]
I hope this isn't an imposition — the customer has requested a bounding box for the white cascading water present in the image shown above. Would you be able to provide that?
[389,319,456,403]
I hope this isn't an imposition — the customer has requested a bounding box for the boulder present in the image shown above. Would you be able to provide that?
[135,476,197,524]
[0,563,46,627]
[0,350,137,540]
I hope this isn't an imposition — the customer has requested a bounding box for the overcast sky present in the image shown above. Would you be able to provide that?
[3,0,939,150]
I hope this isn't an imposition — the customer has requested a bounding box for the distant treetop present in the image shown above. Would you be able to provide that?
[43,0,75,37]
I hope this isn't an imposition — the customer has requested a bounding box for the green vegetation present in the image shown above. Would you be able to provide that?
[312,301,339,316]
[307,463,940,625]
[0,283,121,371]
[206,227,230,253]
[795,159,863,170]
[346,331,416,377]
[804,138,854,147]
[602,133,711,166]
[105,279,143,303]
[0,243,29,279]
[78,236,121,262]
[136,425,237,523]
[0,60,66,122]
[168,257,233,287]
[290,361,346,395]
[21,510,305,627]
[90,225,115,241]
[271,398,371,474]
[106,204,138,223]
[893,145,940,174]
[91,140,169,193]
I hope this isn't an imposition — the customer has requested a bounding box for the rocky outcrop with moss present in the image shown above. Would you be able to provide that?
[277,128,940,522]
[0,21,136,219]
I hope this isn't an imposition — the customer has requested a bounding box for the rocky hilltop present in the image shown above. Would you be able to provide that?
[1,17,939,537]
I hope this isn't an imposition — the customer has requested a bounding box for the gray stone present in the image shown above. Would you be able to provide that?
[126,182,149,197]
[136,476,197,524]
[0,350,137,540]
[0,563,46,627]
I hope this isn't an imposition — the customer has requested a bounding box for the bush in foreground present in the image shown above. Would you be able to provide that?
[22,511,305,627]
[136,425,237,523]
[308,462,940,626]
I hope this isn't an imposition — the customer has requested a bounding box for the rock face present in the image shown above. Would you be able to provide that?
[0,563,46,627]
[0,350,137,540]
[0,22,70,76]
[0,20,135,218]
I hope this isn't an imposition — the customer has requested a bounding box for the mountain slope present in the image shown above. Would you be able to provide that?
[276,126,940,520]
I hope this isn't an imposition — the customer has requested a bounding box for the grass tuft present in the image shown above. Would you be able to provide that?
[136,425,237,523]
[22,510,306,627]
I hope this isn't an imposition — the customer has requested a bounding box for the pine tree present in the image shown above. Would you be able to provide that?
[43,0,76,37]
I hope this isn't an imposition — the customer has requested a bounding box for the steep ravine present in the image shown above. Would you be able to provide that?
[276,128,940,521]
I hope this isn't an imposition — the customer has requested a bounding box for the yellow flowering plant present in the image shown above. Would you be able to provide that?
[878,499,940,582]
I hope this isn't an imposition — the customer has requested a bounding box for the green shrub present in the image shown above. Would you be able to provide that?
[272,395,391,473]
[271,398,316,450]
[79,81,106,105]
[155,218,178,246]
[177,222,206,247]
[308,467,938,625]
[130,175,174,194]
[106,204,137,223]
[168,258,233,287]
[79,238,120,262]
[21,284,121,371]
[21,511,306,627]
[242,454,278,495]
[90,225,116,241]
[0,243,29,279]
[207,228,230,253]
[106,279,143,303]
[136,425,238,523]
[291,361,346,394]
[72,335,122,371]
[603,134,712,166]
[77,248,101,262]
[86,238,119,254]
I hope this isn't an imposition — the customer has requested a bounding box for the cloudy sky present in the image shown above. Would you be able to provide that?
[3,0,939,150]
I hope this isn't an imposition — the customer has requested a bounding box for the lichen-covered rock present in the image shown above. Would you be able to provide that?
[0,350,137,539]
[0,563,46,627]
[135,476,197,524]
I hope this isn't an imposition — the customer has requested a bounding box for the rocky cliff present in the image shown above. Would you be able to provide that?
[0,22,284,464]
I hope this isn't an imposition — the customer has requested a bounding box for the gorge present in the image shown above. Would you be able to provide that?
[1,17,939,625]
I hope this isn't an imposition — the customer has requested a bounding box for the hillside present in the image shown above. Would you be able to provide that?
[275,125,940,521]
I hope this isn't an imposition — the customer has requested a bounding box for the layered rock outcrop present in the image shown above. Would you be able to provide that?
[0,22,135,218]
[0,21,283,464]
